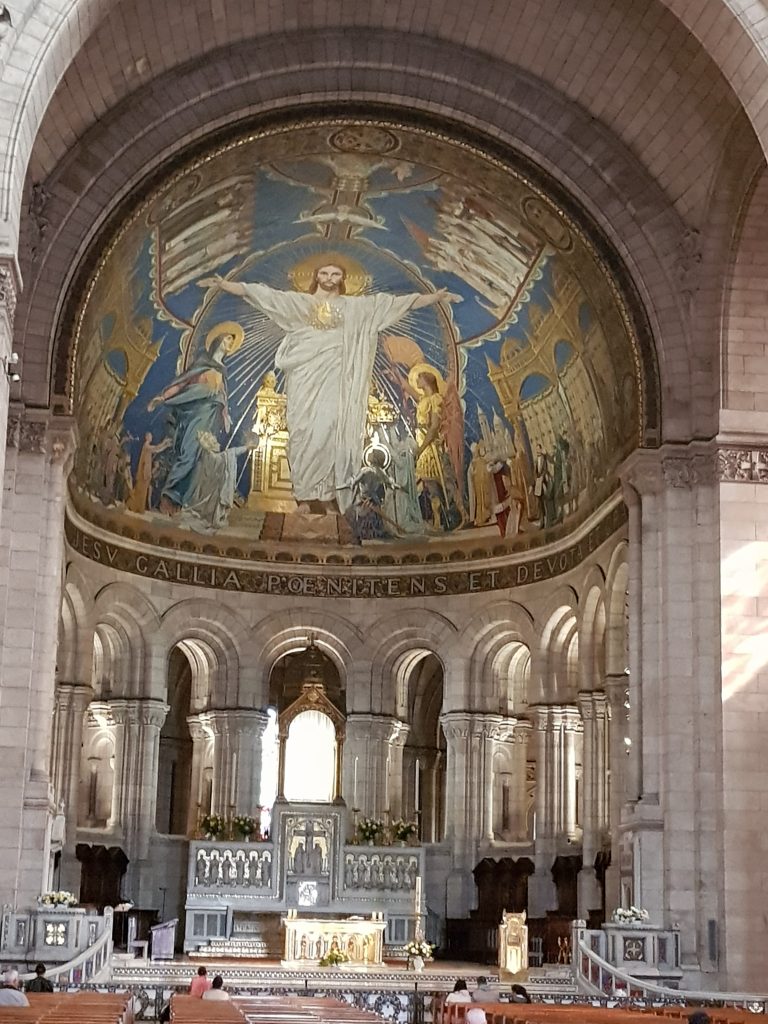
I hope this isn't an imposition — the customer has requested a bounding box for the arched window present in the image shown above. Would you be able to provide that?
[284,710,337,802]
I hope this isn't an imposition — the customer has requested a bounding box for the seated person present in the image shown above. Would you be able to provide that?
[202,975,230,1001]
[0,969,29,1006]
[466,1008,488,1024]
[189,965,212,998]
[510,984,531,1004]
[445,979,473,1004]
[25,963,54,993]
[472,976,495,1002]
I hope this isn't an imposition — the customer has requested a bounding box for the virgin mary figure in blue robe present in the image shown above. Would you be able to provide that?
[147,321,244,513]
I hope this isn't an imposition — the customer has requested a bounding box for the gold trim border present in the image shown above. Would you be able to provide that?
[64,502,627,598]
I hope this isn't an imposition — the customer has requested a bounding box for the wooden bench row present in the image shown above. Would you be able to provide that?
[438,998,754,1024]
[0,992,131,1024]
[172,994,384,1024]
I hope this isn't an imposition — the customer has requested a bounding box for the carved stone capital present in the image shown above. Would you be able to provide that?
[512,718,533,743]
[6,409,76,461]
[187,714,209,742]
[55,683,94,712]
[439,711,473,741]
[662,452,717,488]
[141,701,170,729]
[578,690,608,721]
[618,449,663,496]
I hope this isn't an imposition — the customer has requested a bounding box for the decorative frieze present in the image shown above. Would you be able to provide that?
[0,259,18,329]
[64,502,628,596]
[717,446,768,483]
[6,410,75,459]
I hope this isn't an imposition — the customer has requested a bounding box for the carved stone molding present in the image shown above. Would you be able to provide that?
[6,409,76,459]
[662,452,717,488]
[717,446,768,484]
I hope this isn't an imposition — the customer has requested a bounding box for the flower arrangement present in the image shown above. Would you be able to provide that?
[611,906,650,924]
[232,815,256,839]
[38,890,77,908]
[405,939,433,958]
[391,819,418,843]
[200,813,227,840]
[319,949,350,967]
[357,817,383,843]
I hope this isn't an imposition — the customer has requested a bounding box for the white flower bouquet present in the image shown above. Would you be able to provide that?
[38,890,77,908]
[357,817,383,842]
[232,814,256,839]
[405,939,433,958]
[611,906,649,924]
[391,819,418,842]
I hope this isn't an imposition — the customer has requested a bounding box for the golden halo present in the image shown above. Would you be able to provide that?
[289,252,371,296]
[408,362,446,395]
[363,441,392,470]
[205,321,245,354]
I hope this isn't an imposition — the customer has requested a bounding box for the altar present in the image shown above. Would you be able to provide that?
[282,910,387,967]
[184,800,425,955]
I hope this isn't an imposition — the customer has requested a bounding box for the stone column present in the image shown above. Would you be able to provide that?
[511,720,532,840]
[50,683,92,891]
[489,717,517,840]
[620,446,722,979]
[562,707,581,841]
[604,674,629,911]
[229,710,270,813]
[440,711,503,915]
[203,709,271,816]
[529,706,557,915]
[578,691,608,916]
[386,721,410,819]
[441,711,504,845]
[186,715,210,835]
[107,698,168,859]
[343,714,400,816]
[203,710,232,815]
[0,409,75,907]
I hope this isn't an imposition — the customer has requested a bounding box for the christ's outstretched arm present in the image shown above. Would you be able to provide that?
[198,274,246,297]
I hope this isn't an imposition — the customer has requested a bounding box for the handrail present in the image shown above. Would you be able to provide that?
[571,922,768,1009]
[20,907,114,986]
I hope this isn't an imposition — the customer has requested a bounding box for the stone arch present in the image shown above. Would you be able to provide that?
[5,0,761,246]
[604,542,629,677]
[532,587,579,704]
[251,606,365,706]
[722,163,768,413]
[457,601,535,711]
[19,33,678,434]
[578,568,607,692]
[60,562,96,684]
[159,599,250,708]
[367,609,458,714]
[92,581,160,697]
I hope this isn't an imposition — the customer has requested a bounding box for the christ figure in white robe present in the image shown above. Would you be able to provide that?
[199,262,460,513]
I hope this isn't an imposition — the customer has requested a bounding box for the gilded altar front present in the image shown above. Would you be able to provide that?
[282,910,386,967]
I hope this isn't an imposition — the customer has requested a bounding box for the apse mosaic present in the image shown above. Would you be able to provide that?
[70,121,640,555]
